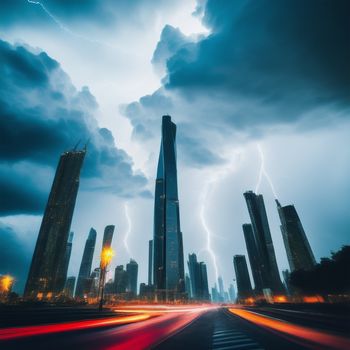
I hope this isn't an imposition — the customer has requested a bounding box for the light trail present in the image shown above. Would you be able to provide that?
[123,203,132,257]
[229,308,350,350]
[26,0,117,49]
[0,314,152,341]
[255,143,278,198]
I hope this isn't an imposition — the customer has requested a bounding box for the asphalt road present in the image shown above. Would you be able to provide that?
[1,305,349,350]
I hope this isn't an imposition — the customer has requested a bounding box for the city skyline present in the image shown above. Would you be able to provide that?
[0,0,349,298]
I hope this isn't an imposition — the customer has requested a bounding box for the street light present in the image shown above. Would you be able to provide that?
[98,247,114,311]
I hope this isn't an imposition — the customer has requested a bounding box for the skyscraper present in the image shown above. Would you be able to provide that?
[276,200,316,272]
[126,259,138,295]
[185,273,192,298]
[57,231,74,290]
[244,191,285,294]
[242,224,263,294]
[233,255,253,300]
[153,115,185,300]
[148,240,153,285]
[75,228,97,298]
[218,276,224,299]
[199,262,210,301]
[24,149,85,298]
[102,225,115,249]
[228,284,236,303]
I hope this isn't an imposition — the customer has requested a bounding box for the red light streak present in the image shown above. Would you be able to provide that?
[0,314,152,341]
[229,308,350,350]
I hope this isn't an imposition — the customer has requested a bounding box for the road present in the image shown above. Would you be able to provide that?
[0,305,349,350]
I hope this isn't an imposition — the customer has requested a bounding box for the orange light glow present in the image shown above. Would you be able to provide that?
[303,295,324,303]
[100,247,114,269]
[229,308,350,350]
[273,295,288,303]
[0,275,13,293]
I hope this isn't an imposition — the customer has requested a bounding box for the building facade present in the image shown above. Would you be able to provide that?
[276,200,316,272]
[126,259,138,296]
[233,255,253,300]
[24,149,85,298]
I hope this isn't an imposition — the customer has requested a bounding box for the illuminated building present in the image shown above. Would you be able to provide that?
[153,115,185,300]
[243,191,285,294]
[24,148,85,299]
[242,224,263,294]
[233,255,253,300]
[63,276,76,298]
[276,200,316,271]
[102,225,115,249]
[126,259,138,295]
[148,240,153,285]
[75,228,97,298]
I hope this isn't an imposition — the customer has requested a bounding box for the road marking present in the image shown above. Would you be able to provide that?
[214,342,261,350]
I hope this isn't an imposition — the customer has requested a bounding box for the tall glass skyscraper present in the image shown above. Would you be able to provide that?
[233,255,253,300]
[75,228,97,298]
[57,231,74,290]
[276,200,316,271]
[244,191,285,294]
[102,225,115,249]
[153,115,185,300]
[24,149,85,298]
[126,259,138,295]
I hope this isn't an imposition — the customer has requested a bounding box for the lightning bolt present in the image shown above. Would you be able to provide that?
[123,203,132,257]
[255,143,278,198]
[199,153,240,284]
[26,0,118,49]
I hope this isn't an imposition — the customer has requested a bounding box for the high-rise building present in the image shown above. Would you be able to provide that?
[153,115,185,300]
[126,259,138,295]
[199,262,210,301]
[75,228,97,298]
[228,283,236,303]
[24,149,85,299]
[233,255,253,300]
[148,240,153,285]
[211,284,221,303]
[102,225,115,249]
[242,224,263,294]
[243,191,284,294]
[63,276,76,298]
[187,254,210,301]
[276,200,316,272]
[114,265,128,294]
[57,231,74,291]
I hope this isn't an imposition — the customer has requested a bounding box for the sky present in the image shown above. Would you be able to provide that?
[0,0,349,295]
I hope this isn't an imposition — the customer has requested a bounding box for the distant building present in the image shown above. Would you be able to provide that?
[126,259,138,295]
[242,224,264,294]
[139,283,155,301]
[148,240,153,286]
[233,255,253,300]
[185,273,192,298]
[218,276,224,299]
[89,268,100,298]
[228,284,236,302]
[57,231,74,292]
[187,254,210,301]
[243,191,285,294]
[276,200,316,272]
[153,116,185,301]
[211,284,221,303]
[63,276,76,298]
[114,265,128,294]
[75,228,97,298]
[24,149,85,299]
[102,225,115,249]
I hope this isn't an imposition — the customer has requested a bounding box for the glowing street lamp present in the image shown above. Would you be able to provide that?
[98,247,114,311]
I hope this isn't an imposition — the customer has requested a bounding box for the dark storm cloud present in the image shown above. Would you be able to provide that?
[0,223,32,293]
[124,0,350,163]
[0,39,149,215]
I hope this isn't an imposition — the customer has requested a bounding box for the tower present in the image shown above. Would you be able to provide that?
[153,115,185,300]
[57,231,74,290]
[233,255,253,300]
[126,259,138,295]
[276,200,316,271]
[24,149,85,298]
[102,225,115,249]
[75,228,97,298]
[148,240,153,285]
[243,191,285,294]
